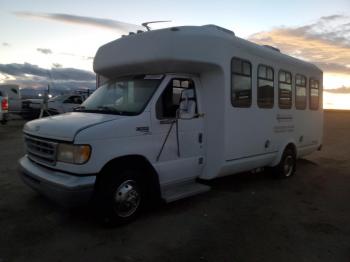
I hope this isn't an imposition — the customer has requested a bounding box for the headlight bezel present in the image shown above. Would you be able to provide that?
[56,143,91,165]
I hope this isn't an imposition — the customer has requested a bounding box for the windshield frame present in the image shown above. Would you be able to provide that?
[76,74,164,116]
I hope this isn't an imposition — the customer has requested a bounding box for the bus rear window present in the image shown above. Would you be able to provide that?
[295,74,307,110]
[278,70,292,109]
[309,78,320,110]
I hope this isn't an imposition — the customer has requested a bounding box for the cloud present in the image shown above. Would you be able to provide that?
[59,52,94,60]
[314,63,350,74]
[36,48,52,54]
[15,12,143,33]
[324,86,350,93]
[0,63,95,90]
[2,42,10,47]
[0,63,95,81]
[319,14,346,21]
[0,63,49,78]
[248,15,350,75]
[52,63,62,68]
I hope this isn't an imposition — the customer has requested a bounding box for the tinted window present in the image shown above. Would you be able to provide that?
[257,65,274,108]
[156,79,195,119]
[64,96,82,104]
[279,70,292,109]
[295,74,307,110]
[309,78,319,110]
[231,58,252,107]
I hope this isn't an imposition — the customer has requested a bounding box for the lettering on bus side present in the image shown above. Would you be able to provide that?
[273,125,295,133]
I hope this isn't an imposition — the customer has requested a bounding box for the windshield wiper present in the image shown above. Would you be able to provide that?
[97,106,131,115]
[73,106,86,111]
[97,106,116,111]
[75,105,135,115]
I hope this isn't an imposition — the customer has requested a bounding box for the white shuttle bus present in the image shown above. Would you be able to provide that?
[19,25,323,224]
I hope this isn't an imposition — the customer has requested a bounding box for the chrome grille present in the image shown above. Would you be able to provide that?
[25,136,58,165]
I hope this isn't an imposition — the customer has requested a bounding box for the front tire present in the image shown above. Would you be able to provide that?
[272,148,296,178]
[95,168,144,225]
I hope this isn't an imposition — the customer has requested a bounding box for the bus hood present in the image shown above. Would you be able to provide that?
[23,112,123,141]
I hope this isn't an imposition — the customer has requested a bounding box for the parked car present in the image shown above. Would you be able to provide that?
[21,99,43,119]
[0,90,8,124]
[0,84,22,114]
[47,94,86,115]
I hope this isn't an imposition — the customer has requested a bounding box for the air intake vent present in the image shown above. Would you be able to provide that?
[263,45,280,52]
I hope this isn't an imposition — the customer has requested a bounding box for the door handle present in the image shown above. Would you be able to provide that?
[198,133,203,143]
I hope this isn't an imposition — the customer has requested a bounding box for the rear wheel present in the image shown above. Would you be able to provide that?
[95,168,144,225]
[272,148,296,178]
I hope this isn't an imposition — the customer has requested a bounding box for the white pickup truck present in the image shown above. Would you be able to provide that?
[47,94,86,115]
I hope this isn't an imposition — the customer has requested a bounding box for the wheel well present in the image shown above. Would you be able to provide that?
[270,142,298,167]
[285,143,297,157]
[96,155,161,202]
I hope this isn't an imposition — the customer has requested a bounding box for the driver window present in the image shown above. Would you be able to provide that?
[156,78,195,119]
[64,96,82,104]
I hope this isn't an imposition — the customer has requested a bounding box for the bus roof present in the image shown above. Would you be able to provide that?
[94,25,321,77]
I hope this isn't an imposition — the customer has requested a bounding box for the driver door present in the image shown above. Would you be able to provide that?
[151,75,205,185]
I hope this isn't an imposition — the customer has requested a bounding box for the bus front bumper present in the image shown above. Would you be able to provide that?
[18,156,96,207]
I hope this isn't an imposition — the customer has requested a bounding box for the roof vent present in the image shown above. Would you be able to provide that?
[203,25,235,36]
[263,45,280,52]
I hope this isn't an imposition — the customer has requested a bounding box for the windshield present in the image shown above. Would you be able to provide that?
[78,75,162,115]
[49,95,69,102]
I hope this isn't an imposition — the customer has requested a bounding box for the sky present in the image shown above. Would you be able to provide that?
[0,0,349,108]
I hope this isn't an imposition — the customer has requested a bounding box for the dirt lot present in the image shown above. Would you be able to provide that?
[0,111,349,262]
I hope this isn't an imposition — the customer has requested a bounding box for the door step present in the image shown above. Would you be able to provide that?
[161,180,210,203]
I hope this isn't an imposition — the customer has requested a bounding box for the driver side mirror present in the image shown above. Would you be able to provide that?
[178,89,196,119]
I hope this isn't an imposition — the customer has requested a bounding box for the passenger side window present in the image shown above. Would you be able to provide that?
[309,78,320,110]
[231,58,252,107]
[64,96,82,104]
[295,74,307,110]
[156,79,195,119]
[257,65,274,108]
[278,70,292,109]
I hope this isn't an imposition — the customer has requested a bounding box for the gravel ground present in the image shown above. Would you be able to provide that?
[0,110,349,262]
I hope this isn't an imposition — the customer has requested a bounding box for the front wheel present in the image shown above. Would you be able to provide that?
[271,148,296,178]
[95,169,144,226]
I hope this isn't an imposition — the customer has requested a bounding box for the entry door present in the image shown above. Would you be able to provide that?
[151,75,204,185]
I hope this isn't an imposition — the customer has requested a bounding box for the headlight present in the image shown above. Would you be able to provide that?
[56,144,91,164]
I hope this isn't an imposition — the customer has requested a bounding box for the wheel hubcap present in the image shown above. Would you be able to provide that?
[114,180,140,218]
[284,155,294,177]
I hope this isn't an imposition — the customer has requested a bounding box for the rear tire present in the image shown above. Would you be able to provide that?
[271,148,296,178]
[95,167,144,226]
